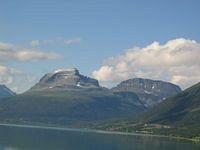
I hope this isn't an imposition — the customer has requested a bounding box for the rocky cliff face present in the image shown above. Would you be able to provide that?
[0,85,15,98]
[112,78,181,107]
[31,68,100,91]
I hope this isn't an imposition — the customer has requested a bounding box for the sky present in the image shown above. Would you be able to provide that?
[0,0,200,93]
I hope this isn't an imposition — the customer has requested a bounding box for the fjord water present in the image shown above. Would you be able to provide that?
[0,125,199,150]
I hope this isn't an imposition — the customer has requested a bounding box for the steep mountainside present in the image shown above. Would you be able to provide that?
[0,68,145,126]
[95,82,200,138]
[0,85,15,98]
[112,78,181,107]
[143,83,200,125]
[138,82,200,137]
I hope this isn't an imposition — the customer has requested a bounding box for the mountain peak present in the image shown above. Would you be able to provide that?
[30,68,100,91]
[112,78,182,107]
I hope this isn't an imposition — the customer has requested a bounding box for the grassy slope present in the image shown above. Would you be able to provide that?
[0,89,145,126]
[91,83,200,139]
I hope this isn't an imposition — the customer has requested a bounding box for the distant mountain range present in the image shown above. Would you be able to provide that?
[0,85,15,98]
[0,68,181,126]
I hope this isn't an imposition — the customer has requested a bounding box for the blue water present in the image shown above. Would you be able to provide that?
[0,124,199,150]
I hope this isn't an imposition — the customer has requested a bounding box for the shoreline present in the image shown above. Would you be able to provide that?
[0,123,199,143]
[0,123,168,138]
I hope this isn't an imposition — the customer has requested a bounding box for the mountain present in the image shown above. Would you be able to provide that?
[0,68,145,126]
[112,78,181,107]
[0,85,15,98]
[95,82,200,139]
[136,82,200,137]
[30,68,100,91]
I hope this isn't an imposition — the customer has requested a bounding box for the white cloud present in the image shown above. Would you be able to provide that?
[0,65,38,93]
[92,38,200,89]
[0,65,22,84]
[64,38,81,45]
[92,66,114,82]
[15,49,61,61]
[30,40,40,46]
[0,42,61,62]
[30,37,81,46]
[0,41,61,93]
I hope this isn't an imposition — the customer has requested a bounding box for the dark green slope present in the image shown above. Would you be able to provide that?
[92,82,200,138]
[0,68,147,126]
[0,89,145,126]
[136,82,200,137]
[141,82,200,124]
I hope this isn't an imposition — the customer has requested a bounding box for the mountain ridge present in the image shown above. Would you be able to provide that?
[30,68,100,92]
[93,82,200,138]
[0,68,146,125]
[0,68,185,130]
[111,78,181,107]
[0,85,15,98]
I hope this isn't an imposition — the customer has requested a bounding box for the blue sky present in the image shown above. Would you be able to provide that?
[0,0,200,92]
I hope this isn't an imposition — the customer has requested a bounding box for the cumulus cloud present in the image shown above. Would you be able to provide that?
[64,38,81,45]
[0,65,22,84]
[0,41,61,93]
[0,65,38,93]
[0,42,61,62]
[30,37,81,47]
[92,38,200,89]
[30,40,40,46]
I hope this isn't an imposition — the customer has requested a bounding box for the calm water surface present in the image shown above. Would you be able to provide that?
[0,124,199,150]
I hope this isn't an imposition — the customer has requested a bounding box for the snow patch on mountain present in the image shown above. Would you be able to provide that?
[144,90,152,94]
